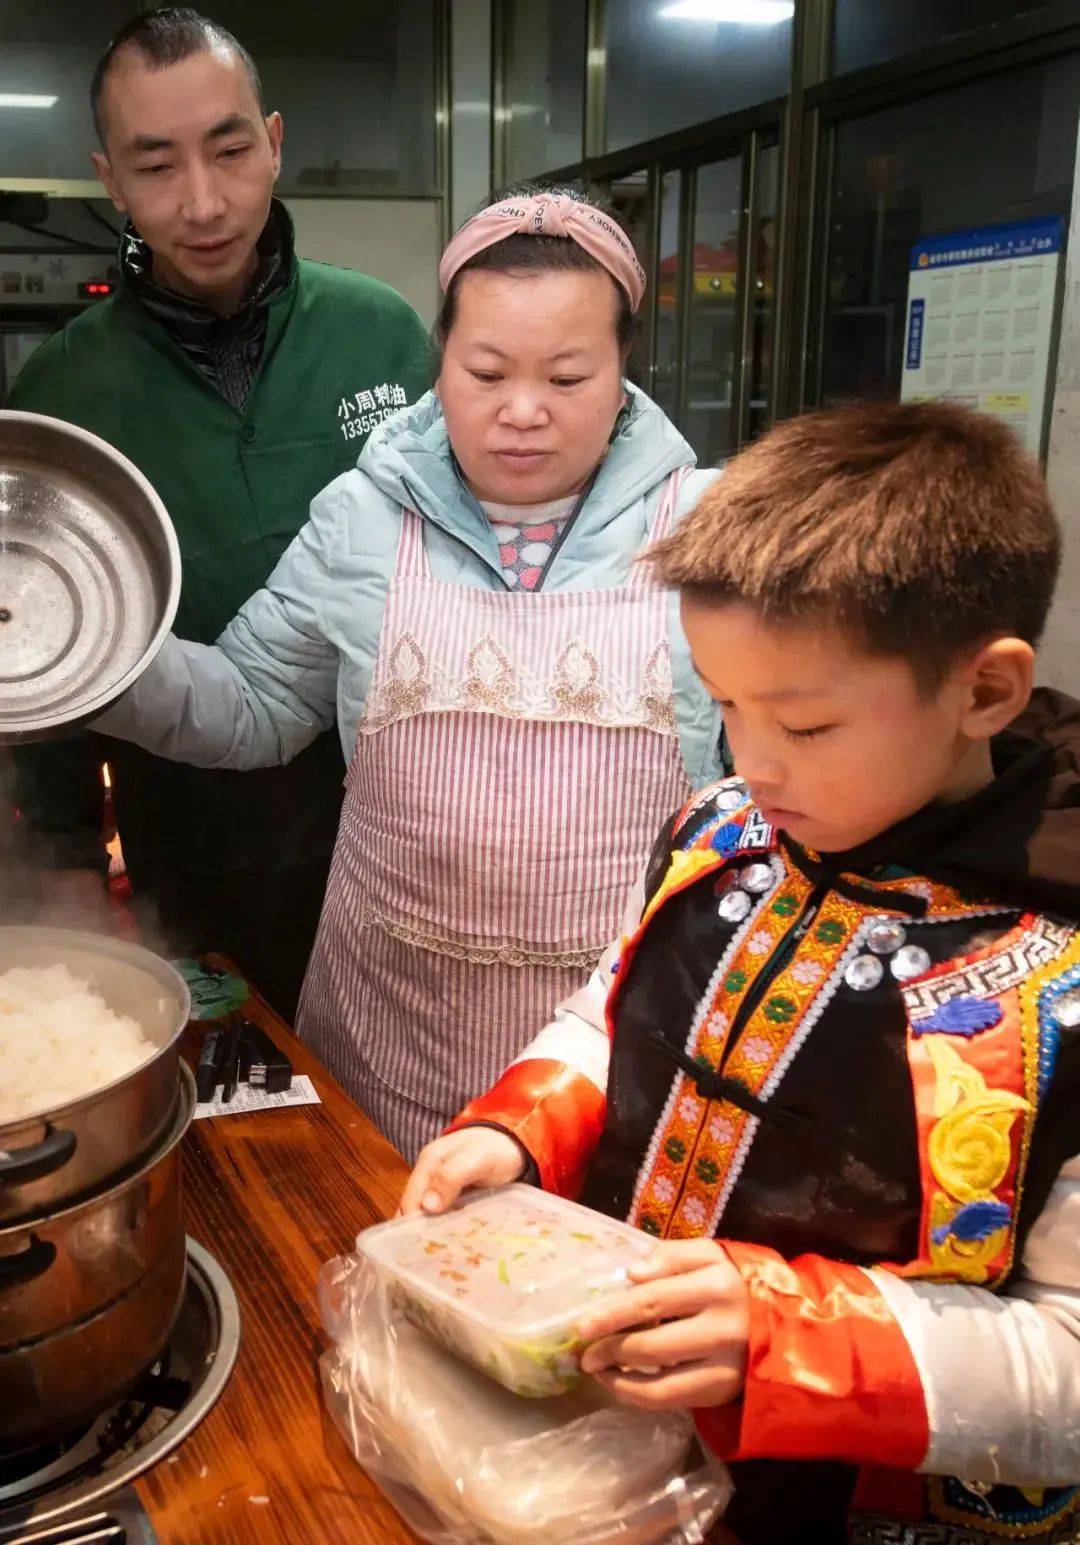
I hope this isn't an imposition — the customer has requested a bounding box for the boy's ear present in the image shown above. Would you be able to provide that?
[962,637,1034,738]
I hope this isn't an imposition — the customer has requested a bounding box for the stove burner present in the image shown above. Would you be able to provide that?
[0,1360,193,1513]
[0,1428,91,1493]
[0,1240,239,1544]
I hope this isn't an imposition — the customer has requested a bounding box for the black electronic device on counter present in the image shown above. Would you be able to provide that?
[195,1015,293,1103]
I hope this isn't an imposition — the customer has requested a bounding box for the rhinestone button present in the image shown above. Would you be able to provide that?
[1053,987,1080,1028]
[845,954,884,992]
[891,944,932,982]
[741,863,774,895]
[866,920,907,956]
[717,888,752,924]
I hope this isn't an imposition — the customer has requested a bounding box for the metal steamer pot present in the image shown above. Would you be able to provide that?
[0,1062,195,1454]
[0,928,190,1223]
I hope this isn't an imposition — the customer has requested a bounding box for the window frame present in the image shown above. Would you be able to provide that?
[797,3,1080,455]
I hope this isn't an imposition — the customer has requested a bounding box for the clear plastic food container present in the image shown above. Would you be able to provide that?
[356,1186,654,1398]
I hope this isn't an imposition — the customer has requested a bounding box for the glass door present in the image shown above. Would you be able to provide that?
[652,167,683,420]
[607,167,655,392]
[660,129,778,465]
[594,128,779,465]
[685,155,744,463]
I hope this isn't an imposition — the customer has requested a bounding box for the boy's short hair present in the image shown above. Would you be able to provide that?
[651,400,1061,685]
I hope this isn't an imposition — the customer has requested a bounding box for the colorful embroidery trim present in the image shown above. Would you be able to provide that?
[630,853,813,1238]
[629,860,918,1239]
[921,1034,1029,1282]
[625,782,1070,1278]
[901,917,1076,1286]
[928,1474,1080,1540]
[1031,957,1080,1098]
[903,914,1072,1021]
[632,905,1018,1244]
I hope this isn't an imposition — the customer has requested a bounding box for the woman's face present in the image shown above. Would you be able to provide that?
[438,267,627,506]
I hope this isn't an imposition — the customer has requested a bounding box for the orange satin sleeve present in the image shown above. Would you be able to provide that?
[448,1058,607,1198]
[695,1242,929,1471]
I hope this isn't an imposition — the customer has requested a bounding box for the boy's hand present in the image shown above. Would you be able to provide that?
[578,1239,750,1411]
[398,1127,527,1215]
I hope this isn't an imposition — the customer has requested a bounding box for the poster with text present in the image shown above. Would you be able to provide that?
[901,216,1063,454]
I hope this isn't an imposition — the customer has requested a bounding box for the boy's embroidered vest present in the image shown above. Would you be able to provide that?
[611,778,1079,1279]
[610,777,1080,1541]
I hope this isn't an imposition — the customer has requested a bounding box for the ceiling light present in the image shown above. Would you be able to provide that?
[660,1,794,23]
[0,94,58,109]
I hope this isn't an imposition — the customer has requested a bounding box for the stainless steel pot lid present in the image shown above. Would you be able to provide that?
[0,411,180,744]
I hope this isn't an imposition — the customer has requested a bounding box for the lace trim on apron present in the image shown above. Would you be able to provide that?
[358,904,604,969]
[360,634,679,736]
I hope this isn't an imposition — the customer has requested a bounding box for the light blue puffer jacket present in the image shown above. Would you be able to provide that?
[99,384,723,784]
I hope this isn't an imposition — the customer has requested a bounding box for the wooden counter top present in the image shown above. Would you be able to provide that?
[134,960,738,1545]
[135,960,418,1544]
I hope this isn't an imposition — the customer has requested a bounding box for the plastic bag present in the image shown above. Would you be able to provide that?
[318,1251,732,1545]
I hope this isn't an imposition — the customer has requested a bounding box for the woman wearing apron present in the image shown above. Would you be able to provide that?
[97,183,723,1159]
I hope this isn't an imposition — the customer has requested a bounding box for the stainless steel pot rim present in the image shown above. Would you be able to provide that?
[0,927,191,1128]
[0,1062,195,1238]
[0,410,181,736]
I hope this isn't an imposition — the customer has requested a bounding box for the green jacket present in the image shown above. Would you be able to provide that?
[10,212,430,912]
[11,224,431,643]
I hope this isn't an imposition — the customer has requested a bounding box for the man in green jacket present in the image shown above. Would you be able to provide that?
[11,7,430,1017]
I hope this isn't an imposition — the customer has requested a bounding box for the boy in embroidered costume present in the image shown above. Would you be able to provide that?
[403,400,1080,1545]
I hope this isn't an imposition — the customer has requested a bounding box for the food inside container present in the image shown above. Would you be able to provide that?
[0,963,156,1122]
[320,1250,732,1544]
[356,1185,655,1397]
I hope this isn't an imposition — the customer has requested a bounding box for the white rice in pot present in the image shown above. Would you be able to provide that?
[0,964,156,1122]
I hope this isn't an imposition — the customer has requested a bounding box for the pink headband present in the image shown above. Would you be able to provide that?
[438,192,646,314]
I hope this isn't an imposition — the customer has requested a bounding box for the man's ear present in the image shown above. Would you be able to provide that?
[265,111,284,180]
[91,149,127,215]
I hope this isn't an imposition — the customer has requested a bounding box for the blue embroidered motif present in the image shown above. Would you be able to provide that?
[931,1198,1011,1246]
[913,998,1002,1037]
[710,821,743,857]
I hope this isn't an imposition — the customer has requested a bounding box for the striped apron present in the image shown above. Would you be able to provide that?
[297,471,691,1160]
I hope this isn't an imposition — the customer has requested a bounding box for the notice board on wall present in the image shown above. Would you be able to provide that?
[901,216,1063,454]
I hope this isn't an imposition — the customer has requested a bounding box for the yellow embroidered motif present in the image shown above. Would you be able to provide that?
[644,847,723,924]
[924,1038,1030,1283]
